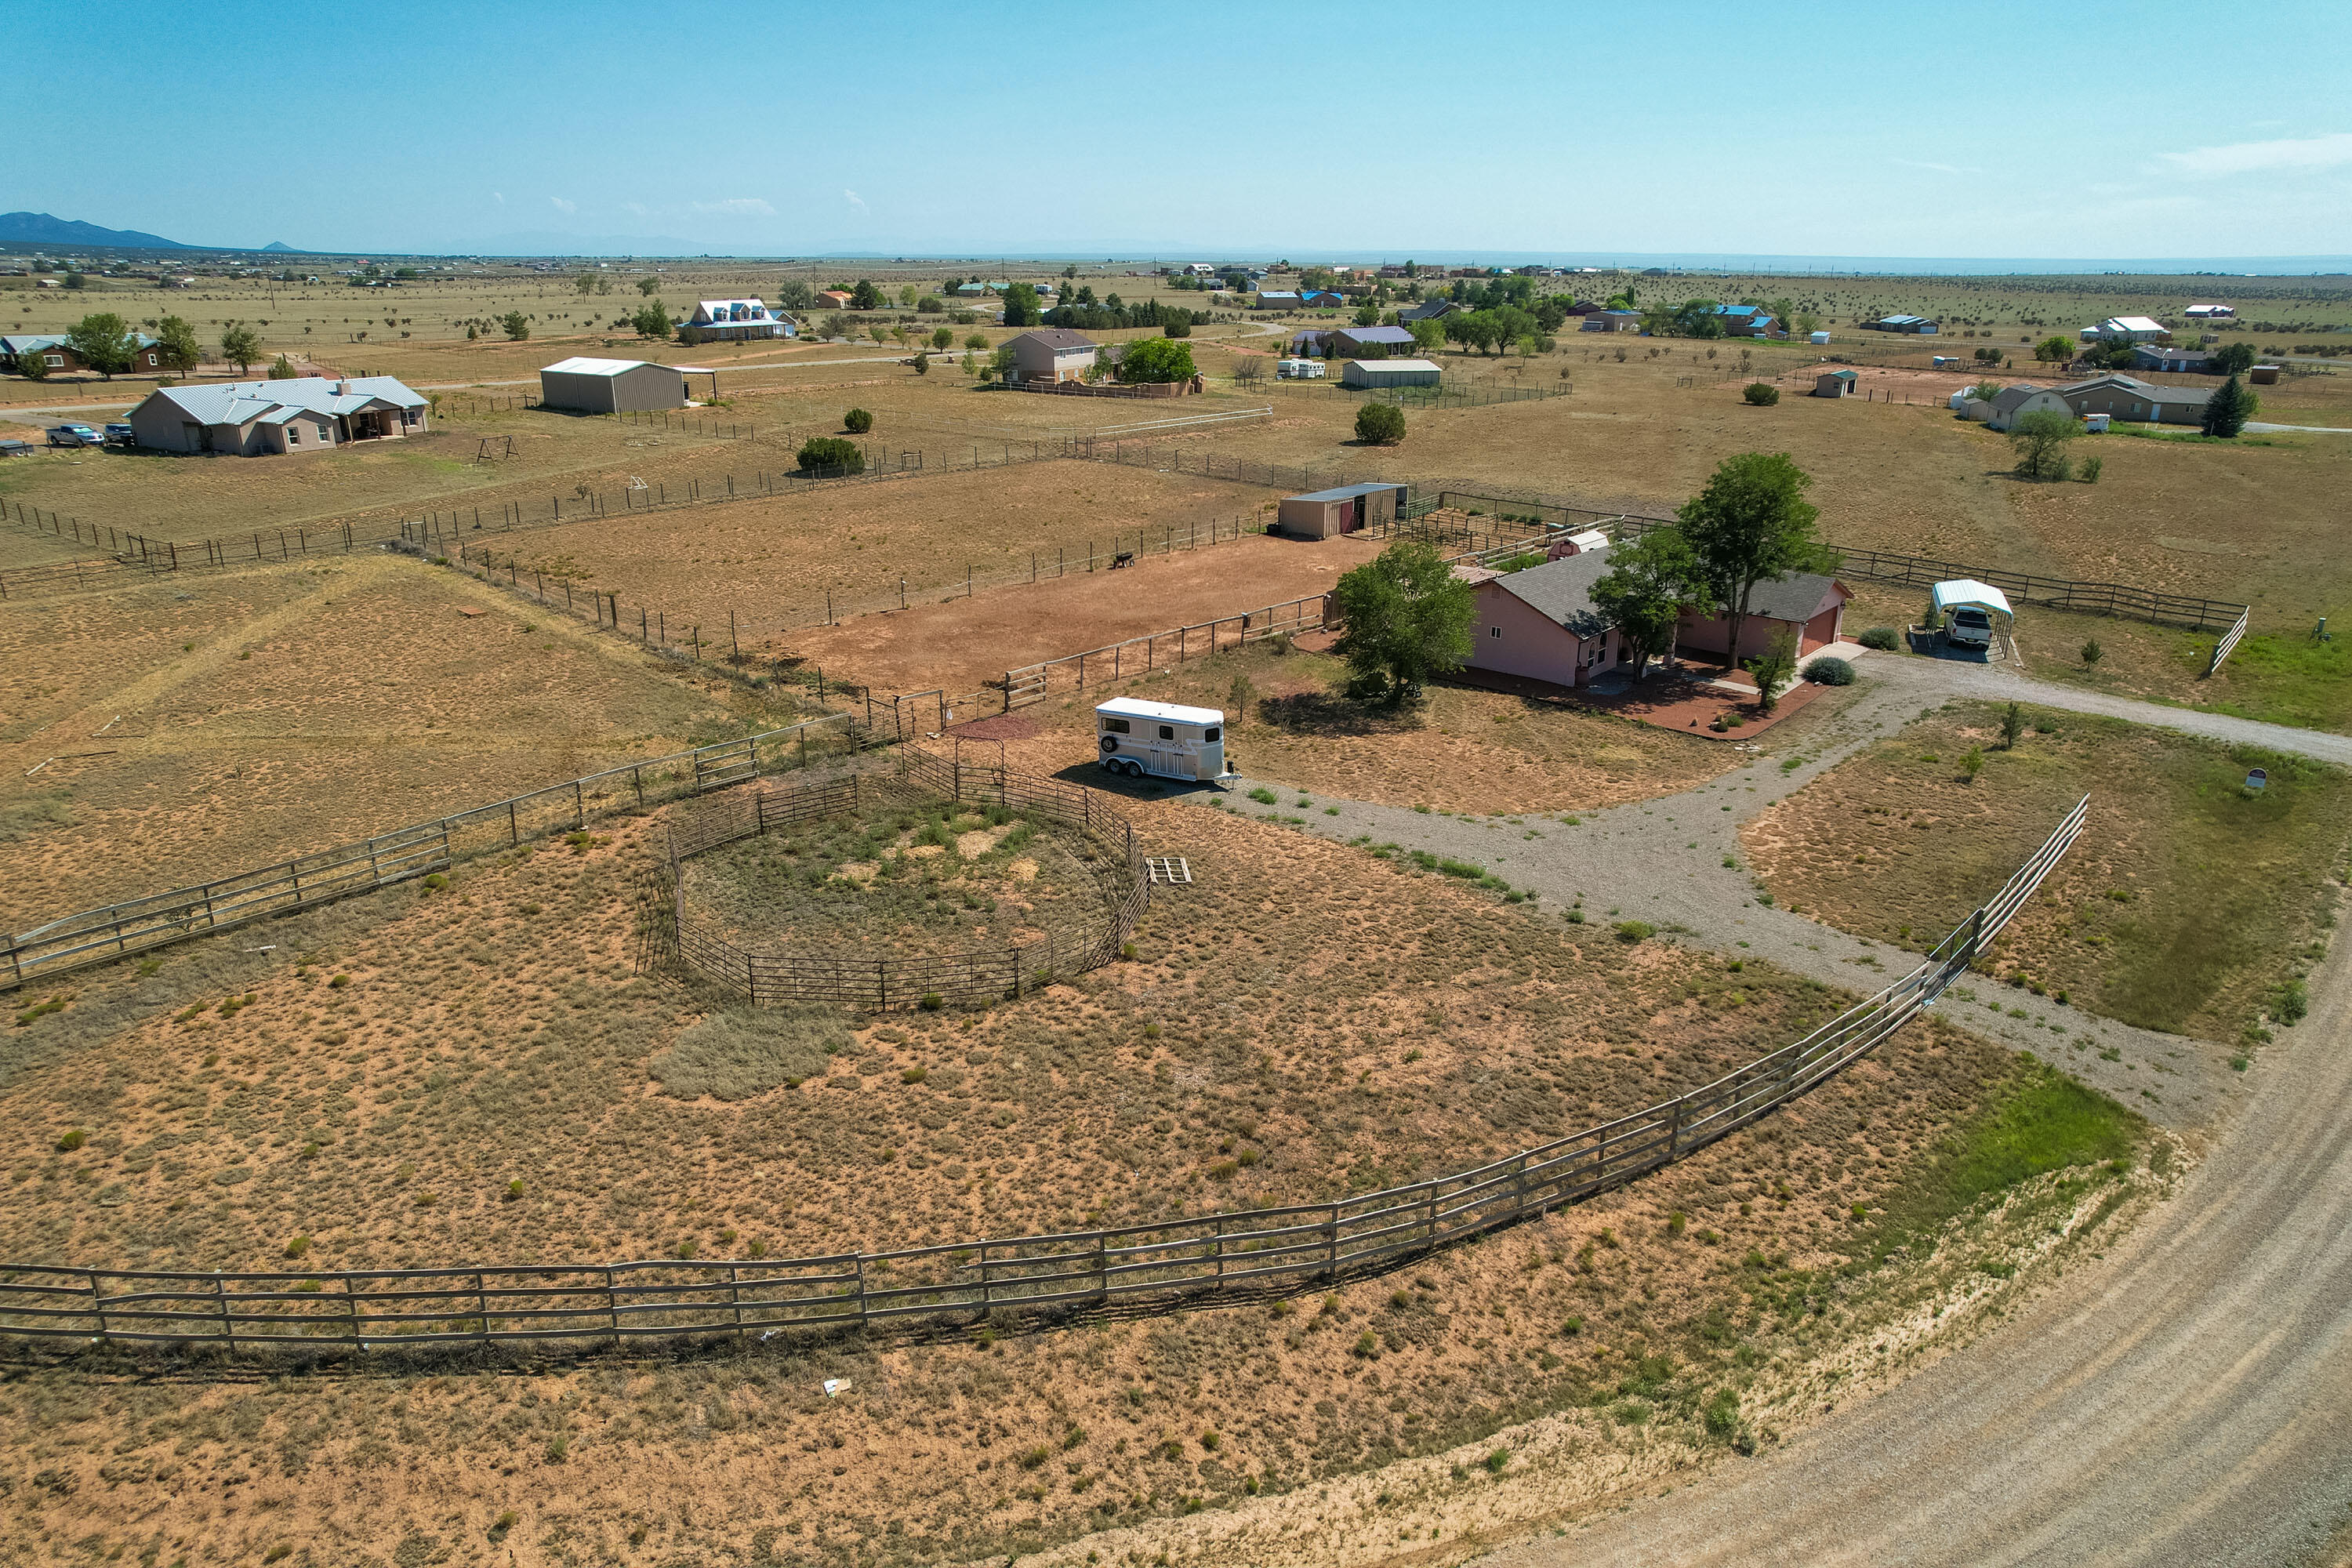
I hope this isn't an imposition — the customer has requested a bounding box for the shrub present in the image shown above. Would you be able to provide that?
[842,407,873,434]
[1803,655,1854,685]
[1857,626,1900,651]
[1742,382,1779,406]
[795,436,864,474]
[1163,319,1192,338]
[2081,638,2103,665]
[1248,786,1277,804]
[1483,1446,1512,1475]
[1355,401,1406,445]
[1962,746,1985,782]
[2081,455,2103,483]
[1702,1388,1742,1439]
[917,995,943,1014]
[1614,920,1654,942]
[284,1236,310,1258]
[55,1128,85,1152]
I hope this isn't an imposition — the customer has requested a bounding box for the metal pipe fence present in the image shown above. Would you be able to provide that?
[1,713,864,993]
[0,799,2086,1352]
[647,750,1149,1011]
[1001,591,1334,710]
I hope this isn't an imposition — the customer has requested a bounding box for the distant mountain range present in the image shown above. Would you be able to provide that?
[0,211,194,250]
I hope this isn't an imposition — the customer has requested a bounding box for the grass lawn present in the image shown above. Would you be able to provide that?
[1741,700,2351,1041]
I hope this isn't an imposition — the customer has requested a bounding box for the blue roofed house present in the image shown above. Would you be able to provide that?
[683,298,792,340]
[125,376,428,456]
[1581,309,1642,333]
[1299,289,1345,307]
[1712,304,1777,338]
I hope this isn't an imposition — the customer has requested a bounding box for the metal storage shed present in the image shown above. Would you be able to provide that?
[1341,358,1441,389]
[1278,482,1407,539]
[538,358,697,414]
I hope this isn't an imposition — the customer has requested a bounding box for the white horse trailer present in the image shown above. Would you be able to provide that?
[1095,698,1229,782]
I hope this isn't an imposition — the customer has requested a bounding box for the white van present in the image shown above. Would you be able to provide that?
[1096,698,1228,782]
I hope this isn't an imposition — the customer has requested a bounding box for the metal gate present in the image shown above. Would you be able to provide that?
[693,739,756,791]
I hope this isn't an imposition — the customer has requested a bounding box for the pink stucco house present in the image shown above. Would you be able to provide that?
[1675,574,1850,662]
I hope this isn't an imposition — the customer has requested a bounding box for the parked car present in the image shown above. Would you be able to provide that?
[46,423,103,448]
[1944,606,1995,652]
[104,422,135,445]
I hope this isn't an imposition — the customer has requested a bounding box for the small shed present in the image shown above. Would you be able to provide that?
[1277,482,1406,539]
[1546,528,1610,559]
[1809,330,1831,345]
[538,357,692,414]
[1814,369,1857,398]
[2251,364,2281,385]
[1341,358,1440,389]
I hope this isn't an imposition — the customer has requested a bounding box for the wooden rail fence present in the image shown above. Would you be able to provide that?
[0,801,2085,1351]
[1001,592,1333,710]
[2,714,862,993]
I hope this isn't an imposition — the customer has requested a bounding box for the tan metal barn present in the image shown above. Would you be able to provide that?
[1276,482,1406,539]
[538,357,693,414]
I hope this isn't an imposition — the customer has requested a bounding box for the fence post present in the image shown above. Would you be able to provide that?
[214,1276,234,1349]
[1323,1204,1341,1276]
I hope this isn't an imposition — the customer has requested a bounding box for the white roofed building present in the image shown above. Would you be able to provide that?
[125,376,427,456]
[682,298,792,340]
[539,357,699,413]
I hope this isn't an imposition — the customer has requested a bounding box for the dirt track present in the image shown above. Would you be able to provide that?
[1479,894,2352,1566]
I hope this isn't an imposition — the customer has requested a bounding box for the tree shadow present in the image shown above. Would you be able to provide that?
[1253,688,1420,738]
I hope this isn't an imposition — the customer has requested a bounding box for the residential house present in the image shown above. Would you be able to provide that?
[1678,573,1851,663]
[1461,550,1628,690]
[1861,314,1940,335]
[2052,373,2212,426]
[2085,316,2169,344]
[2132,344,2212,373]
[2184,303,2235,320]
[1580,310,1642,333]
[2,332,162,375]
[1004,328,1098,386]
[1712,304,1776,338]
[1331,325,1416,357]
[816,289,855,309]
[1254,291,1306,311]
[1298,289,1345,307]
[684,299,791,339]
[1399,299,1462,322]
[1971,383,2072,431]
[125,375,428,456]
[1290,329,1333,356]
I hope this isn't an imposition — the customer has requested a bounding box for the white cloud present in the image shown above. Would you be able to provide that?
[691,197,775,217]
[550,196,577,215]
[844,189,867,211]
[1889,157,1981,176]
[2161,131,2352,178]
[492,191,505,205]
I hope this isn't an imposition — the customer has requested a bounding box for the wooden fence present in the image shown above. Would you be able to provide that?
[0,799,2085,1352]
[649,750,1149,1011]
[2,714,863,993]
[1001,592,1333,710]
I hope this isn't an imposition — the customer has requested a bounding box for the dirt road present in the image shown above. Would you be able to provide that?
[1476,915,2352,1566]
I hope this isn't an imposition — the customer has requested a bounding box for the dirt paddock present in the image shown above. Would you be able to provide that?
[775,531,1384,698]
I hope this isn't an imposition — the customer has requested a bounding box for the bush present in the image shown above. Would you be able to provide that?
[1858,626,1900,651]
[1614,920,1655,942]
[1163,319,1192,338]
[2081,455,2103,483]
[1742,382,1780,406]
[843,407,873,434]
[1355,401,1406,445]
[1803,655,1854,685]
[2081,638,2103,665]
[795,436,864,474]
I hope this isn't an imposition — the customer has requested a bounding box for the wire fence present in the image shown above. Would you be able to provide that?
[647,750,1149,1011]
[0,800,2086,1352]
[2,714,865,993]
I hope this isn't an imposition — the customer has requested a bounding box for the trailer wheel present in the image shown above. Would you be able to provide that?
[1100,735,1120,754]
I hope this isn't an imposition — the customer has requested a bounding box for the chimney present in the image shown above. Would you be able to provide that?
[333,379,349,394]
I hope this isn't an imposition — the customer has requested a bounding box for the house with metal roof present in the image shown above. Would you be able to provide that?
[2184,303,2234,319]
[2083,316,2169,343]
[3,331,162,376]
[1712,304,1777,338]
[2052,373,2212,426]
[2132,345,2214,374]
[1275,482,1407,539]
[1813,368,1858,397]
[1399,299,1462,322]
[683,298,790,340]
[1580,310,1642,333]
[1341,358,1441,389]
[125,375,427,456]
[1004,328,1097,386]
[1254,291,1306,311]
[1332,325,1416,356]
[1862,314,1940,335]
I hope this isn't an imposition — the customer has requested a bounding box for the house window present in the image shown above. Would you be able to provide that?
[44,354,64,367]
[1488,625,1501,637]
[287,426,300,445]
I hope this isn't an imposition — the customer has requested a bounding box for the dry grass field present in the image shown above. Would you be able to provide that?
[0,776,2144,1566]
[1740,700,2352,1044]
[0,555,789,927]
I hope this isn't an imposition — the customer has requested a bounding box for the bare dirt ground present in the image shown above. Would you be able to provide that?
[495,458,1280,637]
[781,532,1381,699]
[0,556,779,926]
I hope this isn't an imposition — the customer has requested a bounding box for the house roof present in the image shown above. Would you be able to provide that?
[1737,572,1849,625]
[1399,299,1459,320]
[542,356,673,377]
[1007,328,1096,351]
[2055,372,2215,405]
[0,334,66,354]
[1345,358,1440,373]
[1486,550,1618,640]
[1987,383,2053,414]
[1871,314,1934,328]
[1338,325,1416,345]
[2103,316,2166,333]
[1289,483,1403,503]
[691,298,773,322]
[1819,368,1858,381]
[134,374,426,428]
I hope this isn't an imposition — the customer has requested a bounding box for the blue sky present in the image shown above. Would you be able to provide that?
[16,0,2352,260]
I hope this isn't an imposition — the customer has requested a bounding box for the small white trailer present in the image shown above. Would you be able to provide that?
[1095,698,1229,782]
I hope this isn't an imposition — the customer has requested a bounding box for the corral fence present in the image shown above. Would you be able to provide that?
[1001,591,1334,710]
[0,800,2085,1352]
[1258,375,1573,412]
[645,749,1148,1011]
[1,713,866,993]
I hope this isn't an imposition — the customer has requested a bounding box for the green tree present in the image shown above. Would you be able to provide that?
[1743,382,1780,405]
[155,315,201,376]
[64,313,138,379]
[631,300,671,339]
[1000,282,1043,327]
[1675,452,1827,667]
[63,270,86,290]
[844,408,873,434]
[1330,540,1475,706]
[963,332,989,353]
[898,285,918,308]
[2034,335,2077,365]
[499,311,531,342]
[1748,626,1801,713]
[1406,317,1443,354]
[912,350,930,376]
[775,279,813,311]
[1120,337,1196,383]
[850,279,883,311]
[2201,374,2258,437]
[2209,340,2256,375]
[575,271,597,298]
[1590,528,1700,681]
[989,343,1018,381]
[931,325,955,350]
[1353,302,1381,326]
[15,347,47,380]
[1355,401,1406,445]
[795,436,864,474]
[267,354,297,379]
[637,277,661,297]
[2000,702,2025,749]
[216,322,264,375]
[2009,409,2079,479]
